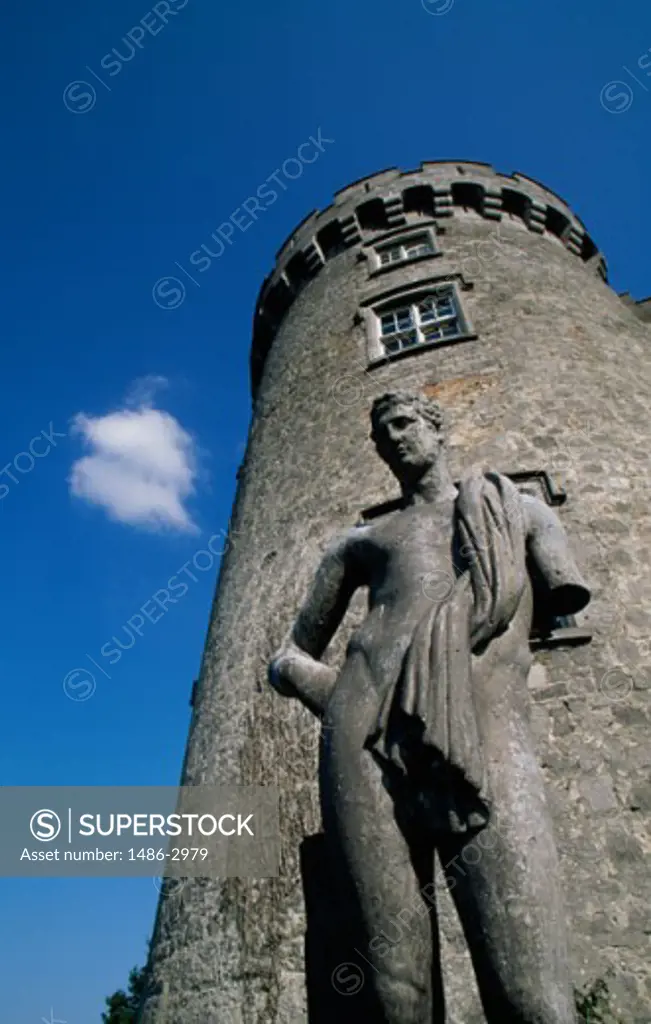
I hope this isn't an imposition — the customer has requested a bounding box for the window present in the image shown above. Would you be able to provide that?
[378,244,403,266]
[378,287,466,355]
[376,232,436,268]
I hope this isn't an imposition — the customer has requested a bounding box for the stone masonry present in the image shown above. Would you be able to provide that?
[138,161,651,1024]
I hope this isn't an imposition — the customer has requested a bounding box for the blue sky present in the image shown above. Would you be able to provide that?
[1,0,650,1019]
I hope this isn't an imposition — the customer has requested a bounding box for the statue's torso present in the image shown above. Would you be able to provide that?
[354,499,456,607]
[345,499,458,691]
[341,496,533,703]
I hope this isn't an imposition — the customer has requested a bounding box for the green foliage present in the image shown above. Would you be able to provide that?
[102,964,147,1024]
[574,976,626,1024]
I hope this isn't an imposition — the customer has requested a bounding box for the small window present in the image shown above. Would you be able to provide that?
[378,245,404,266]
[377,286,466,355]
[375,232,436,269]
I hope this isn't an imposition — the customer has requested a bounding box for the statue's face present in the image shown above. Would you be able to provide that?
[373,403,442,481]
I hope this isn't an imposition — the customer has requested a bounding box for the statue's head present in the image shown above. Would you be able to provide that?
[370,391,446,484]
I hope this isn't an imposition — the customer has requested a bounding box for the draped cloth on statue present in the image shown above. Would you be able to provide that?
[367,471,528,834]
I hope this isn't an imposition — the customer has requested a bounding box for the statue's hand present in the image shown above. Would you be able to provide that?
[268,645,338,718]
[268,654,299,699]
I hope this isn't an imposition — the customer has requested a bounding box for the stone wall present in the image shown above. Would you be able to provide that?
[139,163,651,1024]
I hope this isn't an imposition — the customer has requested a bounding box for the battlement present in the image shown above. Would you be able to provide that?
[619,292,651,323]
[251,161,608,397]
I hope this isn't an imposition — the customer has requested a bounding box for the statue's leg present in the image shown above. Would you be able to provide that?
[437,726,575,1024]
[320,649,444,1024]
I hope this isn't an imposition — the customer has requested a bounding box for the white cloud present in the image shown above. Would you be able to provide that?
[69,388,199,533]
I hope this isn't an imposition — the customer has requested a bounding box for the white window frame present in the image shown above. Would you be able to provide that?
[367,282,470,362]
[374,230,437,270]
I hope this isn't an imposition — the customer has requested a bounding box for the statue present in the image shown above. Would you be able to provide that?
[269,391,590,1024]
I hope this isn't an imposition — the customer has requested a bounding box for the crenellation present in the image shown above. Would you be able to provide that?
[383,193,407,228]
[274,209,319,264]
[337,211,360,241]
[565,224,585,256]
[252,163,610,396]
[632,295,651,322]
[511,170,577,219]
[303,240,326,274]
[432,182,454,215]
[332,167,402,206]
[481,186,503,220]
[525,197,548,234]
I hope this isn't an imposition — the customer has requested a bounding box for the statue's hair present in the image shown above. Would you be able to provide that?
[370,391,445,438]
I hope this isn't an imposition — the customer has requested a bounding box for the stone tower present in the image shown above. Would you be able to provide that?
[140,162,651,1024]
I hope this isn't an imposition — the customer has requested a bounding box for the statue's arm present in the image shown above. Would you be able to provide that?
[523,494,590,615]
[268,529,361,718]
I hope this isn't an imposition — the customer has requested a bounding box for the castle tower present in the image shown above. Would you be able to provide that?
[140,162,651,1023]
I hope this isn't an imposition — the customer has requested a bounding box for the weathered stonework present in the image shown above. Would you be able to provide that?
[139,162,651,1024]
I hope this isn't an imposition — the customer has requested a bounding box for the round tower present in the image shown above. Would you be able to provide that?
[140,162,651,1023]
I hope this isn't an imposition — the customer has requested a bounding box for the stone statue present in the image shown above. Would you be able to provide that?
[269,391,590,1024]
